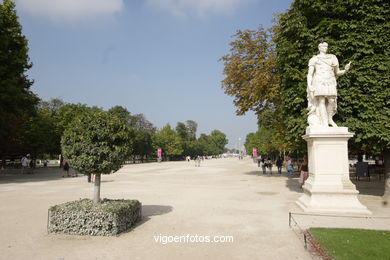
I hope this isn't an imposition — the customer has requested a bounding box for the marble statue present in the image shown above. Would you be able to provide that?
[307,41,351,127]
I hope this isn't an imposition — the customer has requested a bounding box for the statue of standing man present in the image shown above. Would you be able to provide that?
[307,40,351,127]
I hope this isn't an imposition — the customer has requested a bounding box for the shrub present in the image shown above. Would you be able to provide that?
[48,199,142,236]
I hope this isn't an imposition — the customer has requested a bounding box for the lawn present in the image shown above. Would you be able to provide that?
[309,228,390,260]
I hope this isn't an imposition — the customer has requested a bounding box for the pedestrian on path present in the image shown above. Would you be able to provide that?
[299,156,309,188]
[286,156,294,178]
[62,160,70,177]
[195,156,201,167]
[267,158,273,174]
[21,155,28,174]
[276,157,283,174]
[261,158,267,174]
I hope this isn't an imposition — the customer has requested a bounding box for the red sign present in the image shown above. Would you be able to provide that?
[252,148,257,157]
[157,148,162,158]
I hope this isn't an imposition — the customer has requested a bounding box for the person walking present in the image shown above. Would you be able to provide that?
[267,158,273,174]
[286,156,294,178]
[21,155,28,174]
[195,156,201,167]
[299,156,309,188]
[62,160,70,177]
[29,158,35,174]
[261,158,267,174]
[276,157,283,174]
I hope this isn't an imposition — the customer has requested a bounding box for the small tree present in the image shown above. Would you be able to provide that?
[61,111,133,203]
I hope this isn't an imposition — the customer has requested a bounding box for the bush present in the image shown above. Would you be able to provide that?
[48,199,142,236]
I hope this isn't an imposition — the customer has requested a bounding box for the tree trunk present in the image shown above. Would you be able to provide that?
[93,174,101,204]
[383,150,390,206]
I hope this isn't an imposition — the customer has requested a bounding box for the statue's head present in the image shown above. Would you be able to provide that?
[318,40,328,53]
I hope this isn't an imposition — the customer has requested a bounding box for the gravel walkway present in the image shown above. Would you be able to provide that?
[0,157,388,260]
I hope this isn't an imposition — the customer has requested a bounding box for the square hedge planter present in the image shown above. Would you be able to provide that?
[48,198,142,236]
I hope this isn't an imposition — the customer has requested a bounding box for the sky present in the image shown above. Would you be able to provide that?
[13,0,293,149]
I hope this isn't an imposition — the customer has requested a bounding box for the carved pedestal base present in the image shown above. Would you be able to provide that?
[296,127,371,215]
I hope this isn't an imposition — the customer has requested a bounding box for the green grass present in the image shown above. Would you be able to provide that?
[309,228,390,260]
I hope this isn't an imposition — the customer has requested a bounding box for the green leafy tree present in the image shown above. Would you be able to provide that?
[32,99,67,157]
[277,0,390,201]
[197,134,213,156]
[39,98,66,117]
[220,25,287,155]
[244,133,257,155]
[57,103,102,134]
[23,104,59,157]
[176,122,189,141]
[133,130,153,162]
[61,111,133,203]
[152,125,183,160]
[277,0,390,152]
[108,105,132,125]
[209,130,228,155]
[186,120,198,141]
[0,0,39,155]
[108,106,155,161]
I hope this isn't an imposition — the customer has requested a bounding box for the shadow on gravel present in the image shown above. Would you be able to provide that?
[128,205,174,231]
[0,167,83,184]
[285,177,303,193]
[112,205,173,236]
[142,205,173,217]
[244,170,286,178]
[283,175,385,196]
[352,179,385,196]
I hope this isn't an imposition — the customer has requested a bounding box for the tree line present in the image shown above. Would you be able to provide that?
[0,0,228,163]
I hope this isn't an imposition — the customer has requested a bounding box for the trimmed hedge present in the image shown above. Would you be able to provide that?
[48,198,142,236]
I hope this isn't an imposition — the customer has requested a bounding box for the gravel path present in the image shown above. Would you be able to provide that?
[0,157,387,260]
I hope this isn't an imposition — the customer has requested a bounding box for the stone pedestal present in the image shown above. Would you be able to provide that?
[296,127,371,215]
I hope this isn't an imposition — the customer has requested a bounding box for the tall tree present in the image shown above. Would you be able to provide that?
[220,26,279,116]
[210,130,228,155]
[277,0,390,202]
[176,122,189,141]
[0,0,38,155]
[186,120,198,141]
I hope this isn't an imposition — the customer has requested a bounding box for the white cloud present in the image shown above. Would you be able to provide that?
[145,0,251,18]
[15,0,124,20]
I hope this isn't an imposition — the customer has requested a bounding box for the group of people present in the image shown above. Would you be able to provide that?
[258,157,275,174]
[256,155,309,188]
[21,155,37,174]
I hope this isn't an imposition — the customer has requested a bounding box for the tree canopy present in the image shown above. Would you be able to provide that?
[220,26,279,116]
[61,110,133,203]
[277,0,390,153]
[61,110,133,175]
[0,0,38,156]
[152,124,183,158]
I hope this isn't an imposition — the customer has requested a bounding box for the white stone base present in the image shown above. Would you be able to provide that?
[296,126,371,215]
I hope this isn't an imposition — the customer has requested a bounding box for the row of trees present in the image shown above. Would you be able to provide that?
[221,0,389,159]
[5,96,229,161]
[0,0,228,163]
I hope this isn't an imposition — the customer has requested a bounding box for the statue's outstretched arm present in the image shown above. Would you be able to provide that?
[335,61,351,76]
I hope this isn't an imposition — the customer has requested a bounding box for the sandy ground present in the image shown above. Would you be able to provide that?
[0,157,388,260]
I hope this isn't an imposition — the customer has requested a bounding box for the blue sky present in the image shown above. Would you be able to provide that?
[14,0,293,149]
